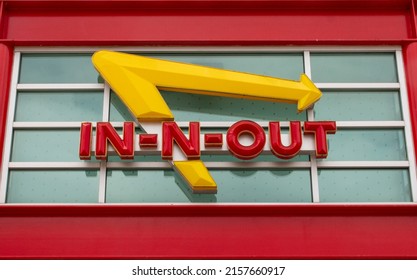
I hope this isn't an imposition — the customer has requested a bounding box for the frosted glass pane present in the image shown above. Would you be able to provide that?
[311,53,398,82]
[106,170,189,203]
[15,91,103,122]
[315,91,402,121]
[319,169,411,202]
[19,54,101,83]
[11,130,90,162]
[110,91,306,122]
[106,169,311,203]
[212,169,311,202]
[324,129,406,161]
[7,170,99,203]
[148,53,304,80]
[200,154,309,162]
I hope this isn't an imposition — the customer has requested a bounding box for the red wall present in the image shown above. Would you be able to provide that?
[1,0,417,259]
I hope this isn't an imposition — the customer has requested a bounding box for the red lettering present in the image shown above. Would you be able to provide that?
[162,122,200,160]
[269,121,302,159]
[304,121,337,158]
[95,122,135,160]
[226,120,266,160]
[79,122,92,160]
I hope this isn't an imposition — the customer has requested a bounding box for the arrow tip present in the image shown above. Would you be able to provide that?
[297,74,322,112]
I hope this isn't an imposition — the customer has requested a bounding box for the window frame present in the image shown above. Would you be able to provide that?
[1,46,416,204]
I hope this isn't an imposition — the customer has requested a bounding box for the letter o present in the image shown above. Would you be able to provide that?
[226,120,266,160]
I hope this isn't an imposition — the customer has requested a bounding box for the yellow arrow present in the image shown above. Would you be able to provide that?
[91,50,322,194]
[92,50,321,122]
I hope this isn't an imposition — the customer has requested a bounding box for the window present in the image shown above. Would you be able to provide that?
[1,47,415,203]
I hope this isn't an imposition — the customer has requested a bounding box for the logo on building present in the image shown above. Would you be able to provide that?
[79,51,336,193]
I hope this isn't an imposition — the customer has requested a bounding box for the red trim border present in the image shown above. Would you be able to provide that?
[1,0,417,259]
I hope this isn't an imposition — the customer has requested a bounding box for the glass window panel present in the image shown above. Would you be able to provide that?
[311,53,398,83]
[7,170,99,203]
[314,90,402,121]
[106,170,189,203]
[106,169,311,203]
[147,53,304,80]
[324,129,406,161]
[11,129,94,162]
[110,91,306,122]
[15,91,103,122]
[19,54,101,84]
[318,169,411,202]
[212,169,312,202]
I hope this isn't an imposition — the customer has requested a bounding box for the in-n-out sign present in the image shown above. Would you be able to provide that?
[80,51,337,194]
[80,120,336,160]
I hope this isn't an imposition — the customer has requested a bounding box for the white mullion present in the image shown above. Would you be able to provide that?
[304,51,320,203]
[9,162,101,169]
[102,83,111,122]
[0,52,21,203]
[13,122,87,128]
[98,83,111,203]
[317,83,400,90]
[396,51,417,202]
[336,121,404,128]
[11,120,404,129]
[16,83,105,91]
[106,161,311,169]
[317,161,409,168]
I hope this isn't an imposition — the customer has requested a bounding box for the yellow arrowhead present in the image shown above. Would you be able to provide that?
[92,50,322,122]
[173,160,217,194]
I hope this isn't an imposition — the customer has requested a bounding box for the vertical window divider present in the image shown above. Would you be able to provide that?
[304,51,320,203]
[98,82,111,203]
[0,52,21,203]
[396,50,417,202]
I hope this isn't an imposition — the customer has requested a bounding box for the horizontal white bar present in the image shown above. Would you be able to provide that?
[12,121,405,129]
[15,46,402,53]
[317,161,409,168]
[8,160,408,170]
[336,121,405,128]
[14,122,87,128]
[9,162,101,169]
[106,161,311,169]
[17,84,105,90]
[317,83,400,89]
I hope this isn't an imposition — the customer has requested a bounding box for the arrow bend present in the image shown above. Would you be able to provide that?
[92,50,322,194]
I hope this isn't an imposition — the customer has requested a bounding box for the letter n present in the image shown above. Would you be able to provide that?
[162,122,200,160]
[95,122,135,160]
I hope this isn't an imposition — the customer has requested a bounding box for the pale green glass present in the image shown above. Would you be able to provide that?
[324,129,406,161]
[106,170,189,203]
[11,130,91,162]
[15,91,103,122]
[110,91,306,122]
[311,53,398,82]
[19,54,101,84]
[106,169,311,203]
[314,91,402,121]
[200,154,309,162]
[7,170,99,203]
[318,169,411,202]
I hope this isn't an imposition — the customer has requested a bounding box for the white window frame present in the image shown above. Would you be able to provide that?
[1,46,416,204]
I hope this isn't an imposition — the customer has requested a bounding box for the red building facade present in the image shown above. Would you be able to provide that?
[0,0,417,259]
